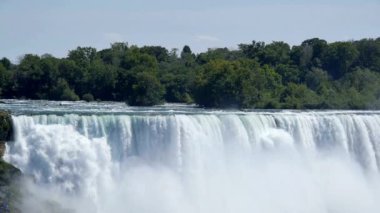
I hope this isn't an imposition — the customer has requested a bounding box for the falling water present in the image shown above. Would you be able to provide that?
[2,100,380,213]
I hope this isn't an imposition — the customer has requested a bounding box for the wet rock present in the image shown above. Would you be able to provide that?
[0,160,22,213]
[0,111,13,142]
[0,110,22,212]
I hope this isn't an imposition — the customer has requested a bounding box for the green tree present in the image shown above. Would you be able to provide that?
[140,46,169,62]
[194,59,279,108]
[0,38,379,109]
[275,64,301,84]
[58,59,88,97]
[354,39,380,72]
[0,58,11,70]
[87,60,117,100]
[300,38,327,68]
[260,41,291,66]
[0,64,9,96]
[82,93,94,102]
[68,47,97,67]
[280,83,320,109]
[196,48,243,64]
[239,40,265,60]
[98,42,129,66]
[14,54,45,98]
[323,42,359,79]
[50,79,79,101]
[120,46,158,70]
[338,68,380,108]
[128,72,165,106]
[180,45,196,67]
[304,68,330,91]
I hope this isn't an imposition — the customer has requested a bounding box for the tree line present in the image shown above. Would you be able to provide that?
[1,37,380,109]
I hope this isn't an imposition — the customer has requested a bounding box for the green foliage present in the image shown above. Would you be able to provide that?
[260,41,291,66]
[239,40,265,60]
[120,46,158,70]
[160,70,195,103]
[87,60,117,100]
[194,59,282,108]
[295,38,328,69]
[58,59,87,96]
[140,46,169,62]
[337,68,380,109]
[323,42,359,79]
[196,48,243,64]
[0,58,11,70]
[98,42,128,66]
[82,93,94,102]
[354,39,380,72]
[128,72,165,106]
[275,64,301,84]
[1,38,380,109]
[50,79,79,101]
[304,68,330,91]
[68,47,97,67]
[194,60,250,108]
[0,65,8,96]
[280,83,321,109]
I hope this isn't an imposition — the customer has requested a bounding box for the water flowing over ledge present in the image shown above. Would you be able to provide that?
[2,100,380,213]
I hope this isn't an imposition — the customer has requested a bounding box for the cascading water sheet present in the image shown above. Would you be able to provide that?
[2,100,380,213]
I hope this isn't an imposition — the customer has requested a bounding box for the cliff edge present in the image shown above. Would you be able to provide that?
[0,110,21,213]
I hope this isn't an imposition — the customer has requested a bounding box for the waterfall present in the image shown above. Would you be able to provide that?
[4,111,380,213]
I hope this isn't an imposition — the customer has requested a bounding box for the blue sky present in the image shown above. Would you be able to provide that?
[1,0,379,62]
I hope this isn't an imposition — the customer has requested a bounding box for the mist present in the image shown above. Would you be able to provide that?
[5,111,380,213]
[19,146,380,213]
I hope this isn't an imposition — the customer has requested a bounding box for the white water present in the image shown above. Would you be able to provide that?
[3,102,380,212]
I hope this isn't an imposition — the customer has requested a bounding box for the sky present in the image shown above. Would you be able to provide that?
[0,0,379,62]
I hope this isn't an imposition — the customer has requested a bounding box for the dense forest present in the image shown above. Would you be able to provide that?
[1,38,380,109]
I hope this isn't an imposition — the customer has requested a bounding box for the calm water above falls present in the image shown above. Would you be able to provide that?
[1,100,380,213]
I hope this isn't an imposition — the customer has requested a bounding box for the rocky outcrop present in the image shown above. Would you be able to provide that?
[0,111,13,143]
[0,160,21,213]
[0,110,21,213]
[0,143,5,159]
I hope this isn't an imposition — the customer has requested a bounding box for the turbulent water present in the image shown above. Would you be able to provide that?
[2,100,380,213]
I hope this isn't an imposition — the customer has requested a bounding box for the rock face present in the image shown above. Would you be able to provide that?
[0,110,21,213]
[0,161,21,213]
[0,143,5,159]
[0,111,13,142]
